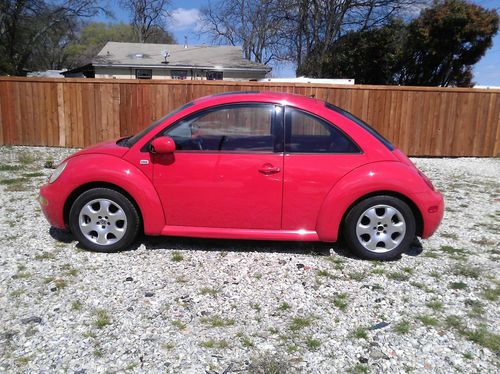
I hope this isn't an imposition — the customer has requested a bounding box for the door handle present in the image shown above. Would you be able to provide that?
[258,163,281,175]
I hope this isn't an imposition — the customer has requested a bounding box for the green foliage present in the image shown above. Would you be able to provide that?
[298,0,499,87]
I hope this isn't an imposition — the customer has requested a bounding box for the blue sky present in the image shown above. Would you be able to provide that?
[99,0,500,86]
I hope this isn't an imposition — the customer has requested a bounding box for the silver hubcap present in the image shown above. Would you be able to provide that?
[78,199,127,246]
[356,204,406,253]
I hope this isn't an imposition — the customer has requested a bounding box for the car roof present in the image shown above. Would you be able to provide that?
[193,90,325,107]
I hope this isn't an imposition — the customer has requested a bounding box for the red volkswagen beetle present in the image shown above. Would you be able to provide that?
[39,92,443,260]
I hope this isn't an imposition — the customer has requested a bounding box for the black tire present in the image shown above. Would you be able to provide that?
[343,195,416,260]
[69,188,140,252]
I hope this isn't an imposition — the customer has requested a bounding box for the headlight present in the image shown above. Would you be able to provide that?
[49,161,68,183]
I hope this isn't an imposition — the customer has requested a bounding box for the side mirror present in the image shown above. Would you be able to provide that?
[150,136,176,154]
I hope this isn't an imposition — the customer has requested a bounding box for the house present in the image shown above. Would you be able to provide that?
[85,42,271,81]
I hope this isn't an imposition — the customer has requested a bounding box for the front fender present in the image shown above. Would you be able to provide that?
[58,154,165,235]
[316,161,429,241]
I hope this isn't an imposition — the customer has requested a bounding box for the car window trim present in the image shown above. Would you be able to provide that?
[142,102,284,154]
[284,106,363,155]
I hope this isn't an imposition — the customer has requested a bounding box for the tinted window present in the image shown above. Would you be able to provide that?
[325,102,394,150]
[164,104,275,152]
[285,108,360,153]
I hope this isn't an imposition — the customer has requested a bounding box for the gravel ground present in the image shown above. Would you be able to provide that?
[0,146,499,374]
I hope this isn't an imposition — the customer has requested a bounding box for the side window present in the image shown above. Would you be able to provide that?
[164,104,276,152]
[286,108,360,153]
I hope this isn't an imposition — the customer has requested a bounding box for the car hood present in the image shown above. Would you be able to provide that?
[66,138,129,160]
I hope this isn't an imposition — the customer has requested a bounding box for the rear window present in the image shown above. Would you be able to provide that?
[325,102,394,150]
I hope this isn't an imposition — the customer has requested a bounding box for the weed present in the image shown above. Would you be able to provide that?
[371,268,385,275]
[453,264,481,279]
[423,251,439,259]
[305,337,321,351]
[10,289,25,297]
[326,256,345,270]
[289,317,313,332]
[94,309,110,329]
[394,320,410,334]
[17,152,36,165]
[440,245,465,255]
[0,178,26,185]
[465,299,484,318]
[71,300,82,311]
[35,251,57,261]
[175,276,189,283]
[352,327,368,339]
[200,316,235,328]
[388,272,410,281]
[463,352,473,360]
[0,164,22,171]
[200,287,218,296]
[200,339,229,349]
[347,363,369,374]
[241,336,254,348]
[317,269,331,277]
[426,300,443,311]
[16,356,30,366]
[429,271,441,279]
[332,293,348,311]
[403,267,414,274]
[254,273,263,280]
[22,172,44,178]
[171,251,183,262]
[481,286,500,302]
[251,303,261,312]
[286,344,300,353]
[278,302,291,312]
[440,232,458,240]
[444,315,464,330]
[248,354,290,374]
[171,320,186,330]
[449,281,467,290]
[417,315,439,327]
[93,348,104,358]
[463,325,500,352]
[349,271,367,281]
[162,343,175,350]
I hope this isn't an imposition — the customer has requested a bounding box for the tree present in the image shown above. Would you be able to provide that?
[297,20,406,83]
[397,0,499,87]
[120,0,171,43]
[0,0,107,75]
[297,0,499,87]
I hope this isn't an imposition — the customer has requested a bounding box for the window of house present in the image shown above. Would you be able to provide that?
[164,104,275,152]
[285,108,360,153]
[171,70,188,80]
[135,69,152,79]
[206,71,223,80]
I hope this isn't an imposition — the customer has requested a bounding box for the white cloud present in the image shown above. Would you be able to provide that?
[170,8,201,30]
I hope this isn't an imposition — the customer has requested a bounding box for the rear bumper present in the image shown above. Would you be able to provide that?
[409,189,444,239]
[39,183,66,229]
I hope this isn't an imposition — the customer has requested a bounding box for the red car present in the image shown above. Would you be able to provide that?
[39,91,443,260]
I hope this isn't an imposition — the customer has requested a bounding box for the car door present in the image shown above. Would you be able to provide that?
[152,103,284,230]
[282,107,369,231]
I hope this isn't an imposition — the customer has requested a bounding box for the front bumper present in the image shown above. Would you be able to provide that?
[39,183,66,229]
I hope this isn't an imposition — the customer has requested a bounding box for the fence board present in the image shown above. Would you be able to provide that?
[0,77,499,156]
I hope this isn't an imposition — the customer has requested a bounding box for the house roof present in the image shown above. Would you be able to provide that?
[93,42,271,72]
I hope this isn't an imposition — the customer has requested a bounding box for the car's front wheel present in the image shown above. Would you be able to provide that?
[343,195,416,260]
[69,188,140,252]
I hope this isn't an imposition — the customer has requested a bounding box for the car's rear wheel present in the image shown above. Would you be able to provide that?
[69,188,140,252]
[343,195,416,260]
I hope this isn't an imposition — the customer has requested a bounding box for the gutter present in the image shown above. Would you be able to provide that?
[92,63,271,73]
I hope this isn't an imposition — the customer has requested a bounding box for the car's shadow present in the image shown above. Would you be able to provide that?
[49,227,424,260]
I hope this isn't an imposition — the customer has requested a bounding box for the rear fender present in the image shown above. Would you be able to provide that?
[316,161,428,241]
[60,154,165,235]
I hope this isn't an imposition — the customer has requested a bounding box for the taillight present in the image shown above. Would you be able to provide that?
[418,170,435,191]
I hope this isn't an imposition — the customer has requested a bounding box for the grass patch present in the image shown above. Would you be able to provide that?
[277,302,291,312]
[426,299,443,311]
[332,293,349,311]
[241,336,254,348]
[393,320,410,334]
[417,315,439,327]
[429,271,441,279]
[71,300,82,311]
[317,269,331,277]
[352,327,368,339]
[0,177,26,185]
[289,317,313,332]
[465,299,484,318]
[10,288,25,297]
[94,309,110,329]
[449,281,467,290]
[171,320,186,330]
[444,315,464,330]
[200,287,218,296]
[463,325,500,352]
[199,339,229,349]
[305,337,321,351]
[440,245,466,255]
[371,267,385,275]
[348,271,367,281]
[347,364,369,374]
[387,272,410,281]
[35,251,57,260]
[481,286,500,302]
[0,164,22,171]
[170,251,183,262]
[423,251,439,259]
[453,264,481,279]
[17,152,36,165]
[200,316,235,328]
[326,256,345,270]
[22,172,45,178]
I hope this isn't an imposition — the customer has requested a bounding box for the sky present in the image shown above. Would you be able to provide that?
[97,0,500,86]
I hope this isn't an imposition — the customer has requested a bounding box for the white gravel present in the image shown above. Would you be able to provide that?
[0,146,499,374]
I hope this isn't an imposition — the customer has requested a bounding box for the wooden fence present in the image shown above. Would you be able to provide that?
[0,77,499,156]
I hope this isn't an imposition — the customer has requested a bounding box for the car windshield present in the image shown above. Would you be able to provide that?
[125,101,195,147]
[325,102,394,151]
